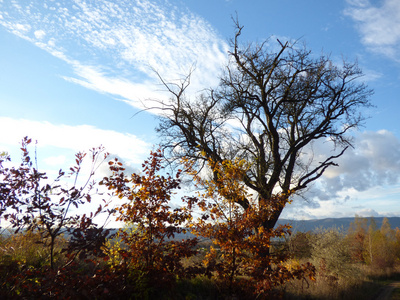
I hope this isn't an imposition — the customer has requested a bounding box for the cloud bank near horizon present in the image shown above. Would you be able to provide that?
[0,117,150,165]
[284,130,400,219]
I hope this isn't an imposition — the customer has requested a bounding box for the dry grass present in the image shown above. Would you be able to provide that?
[390,288,400,300]
[0,230,68,268]
[281,263,400,300]
[283,273,380,300]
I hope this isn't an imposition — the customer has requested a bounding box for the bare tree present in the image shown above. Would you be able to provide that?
[156,22,373,232]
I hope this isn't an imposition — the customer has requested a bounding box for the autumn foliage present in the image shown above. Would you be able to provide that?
[10,138,400,299]
[0,139,318,299]
[100,149,199,294]
[183,157,315,298]
[0,137,113,268]
[0,137,116,297]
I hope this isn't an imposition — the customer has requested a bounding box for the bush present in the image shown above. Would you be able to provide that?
[0,230,67,269]
[311,228,358,279]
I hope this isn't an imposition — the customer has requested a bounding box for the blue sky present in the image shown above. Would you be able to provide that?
[1,0,400,221]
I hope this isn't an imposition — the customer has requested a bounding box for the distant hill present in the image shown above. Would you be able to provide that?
[3,217,400,240]
[106,217,400,238]
[277,217,400,233]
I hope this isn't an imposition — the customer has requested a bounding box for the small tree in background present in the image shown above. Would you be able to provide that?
[363,217,397,269]
[347,215,368,263]
[288,231,313,260]
[311,228,353,280]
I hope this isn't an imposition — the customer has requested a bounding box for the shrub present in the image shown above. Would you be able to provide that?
[0,137,113,269]
[311,228,357,279]
[100,149,199,291]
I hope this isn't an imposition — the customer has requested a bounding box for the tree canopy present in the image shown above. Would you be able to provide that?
[156,23,373,230]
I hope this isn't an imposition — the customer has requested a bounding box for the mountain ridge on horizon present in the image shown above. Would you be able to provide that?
[277,216,400,233]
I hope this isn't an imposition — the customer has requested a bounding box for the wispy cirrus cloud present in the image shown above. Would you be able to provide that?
[345,0,400,61]
[0,0,229,110]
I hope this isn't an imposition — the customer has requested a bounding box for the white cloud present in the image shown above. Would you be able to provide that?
[360,68,383,82]
[355,208,382,218]
[62,63,168,111]
[345,0,400,61]
[280,129,400,219]
[296,130,400,201]
[43,155,66,166]
[0,117,150,164]
[0,0,229,111]
[281,199,349,220]
[323,130,400,193]
[33,29,45,39]
[282,184,400,220]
